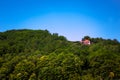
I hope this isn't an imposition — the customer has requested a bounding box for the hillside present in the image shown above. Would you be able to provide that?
[0,29,120,80]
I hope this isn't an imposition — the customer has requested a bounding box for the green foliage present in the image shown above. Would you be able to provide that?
[0,29,120,80]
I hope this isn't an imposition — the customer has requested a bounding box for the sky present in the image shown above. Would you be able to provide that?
[0,0,120,41]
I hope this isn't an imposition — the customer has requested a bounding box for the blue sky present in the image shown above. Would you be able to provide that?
[0,0,120,41]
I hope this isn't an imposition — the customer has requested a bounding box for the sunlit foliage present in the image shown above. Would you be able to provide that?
[0,29,120,80]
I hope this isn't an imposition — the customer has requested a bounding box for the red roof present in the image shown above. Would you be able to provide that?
[82,39,90,45]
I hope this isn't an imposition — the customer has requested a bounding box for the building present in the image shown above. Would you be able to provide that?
[81,39,91,45]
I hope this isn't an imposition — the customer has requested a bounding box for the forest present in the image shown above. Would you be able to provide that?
[0,29,120,80]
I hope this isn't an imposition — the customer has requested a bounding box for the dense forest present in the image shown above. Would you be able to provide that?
[0,29,120,80]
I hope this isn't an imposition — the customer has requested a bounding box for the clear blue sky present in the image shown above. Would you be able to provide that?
[0,0,120,41]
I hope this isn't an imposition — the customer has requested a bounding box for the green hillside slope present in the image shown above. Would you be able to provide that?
[0,29,120,80]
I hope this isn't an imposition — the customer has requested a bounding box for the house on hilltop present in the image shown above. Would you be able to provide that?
[81,39,91,45]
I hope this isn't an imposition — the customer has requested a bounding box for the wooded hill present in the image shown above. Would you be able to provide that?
[0,29,120,80]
